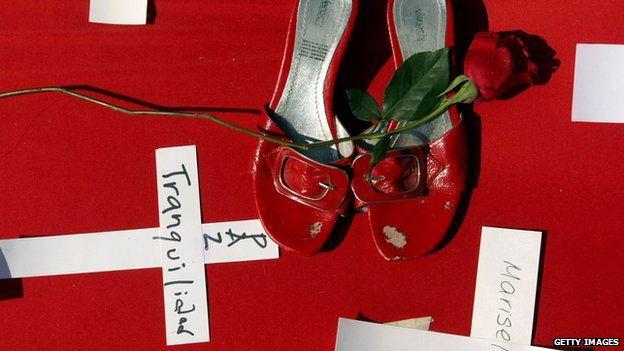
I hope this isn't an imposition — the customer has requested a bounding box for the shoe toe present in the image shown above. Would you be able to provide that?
[367,191,461,260]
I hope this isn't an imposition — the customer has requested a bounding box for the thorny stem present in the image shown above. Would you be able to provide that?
[0,86,452,150]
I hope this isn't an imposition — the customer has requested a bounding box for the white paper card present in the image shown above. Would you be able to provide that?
[155,145,209,345]
[0,219,279,280]
[470,227,542,347]
[572,44,624,123]
[336,318,552,351]
[89,0,148,25]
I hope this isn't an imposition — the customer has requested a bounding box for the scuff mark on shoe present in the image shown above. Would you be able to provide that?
[444,200,453,212]
[309,222,322,238]
[383,226,407,249]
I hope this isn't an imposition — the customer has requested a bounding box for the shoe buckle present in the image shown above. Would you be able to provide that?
[351,147,428,204]
[272,148,349,211]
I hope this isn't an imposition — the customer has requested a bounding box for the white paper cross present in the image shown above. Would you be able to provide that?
[0,145,279,346]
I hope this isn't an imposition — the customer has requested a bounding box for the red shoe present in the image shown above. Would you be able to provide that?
[252,0,358,256]
[350,0,468,260]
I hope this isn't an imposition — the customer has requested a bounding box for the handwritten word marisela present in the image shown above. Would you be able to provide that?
[153,164,197,337]
[491,260,522,351]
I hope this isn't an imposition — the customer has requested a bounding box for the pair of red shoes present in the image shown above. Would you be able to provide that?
[253,0,468,260]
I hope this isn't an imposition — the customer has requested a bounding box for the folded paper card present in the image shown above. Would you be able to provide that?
[336,318,552,351]
[89,0,148,25]
[471,227,543,347]
[572,44,624,123]
[385,317,432,331]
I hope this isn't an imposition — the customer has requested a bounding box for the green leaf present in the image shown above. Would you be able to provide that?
[371,136,391,166]
[410,89,444,121]
[347,89,382,121]
[382,48,450,121]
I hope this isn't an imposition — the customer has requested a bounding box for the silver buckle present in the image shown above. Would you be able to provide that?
[278,156,334,201]
[368,154,421,194]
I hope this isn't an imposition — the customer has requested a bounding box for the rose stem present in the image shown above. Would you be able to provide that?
[0,86,451,151]
[0,86,306,149]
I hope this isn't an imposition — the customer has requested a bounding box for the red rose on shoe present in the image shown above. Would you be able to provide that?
[464,31,538,101]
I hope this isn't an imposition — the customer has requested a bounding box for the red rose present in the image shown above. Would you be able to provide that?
[464,31,538,101]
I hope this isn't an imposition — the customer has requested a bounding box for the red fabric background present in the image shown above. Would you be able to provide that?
[1,0,623,349]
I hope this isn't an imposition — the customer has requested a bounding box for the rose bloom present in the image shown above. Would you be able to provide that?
[464,31,538,101]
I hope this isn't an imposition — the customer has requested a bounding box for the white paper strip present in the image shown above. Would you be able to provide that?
[155,146,209,345]
[89,0,148,25]
[0,219,279,279]
[470,227,543,347]
[572,44,624,123]
[336,318,551,351]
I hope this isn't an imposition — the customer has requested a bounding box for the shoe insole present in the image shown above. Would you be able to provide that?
[391,0,453,148]
[273,0,353,164]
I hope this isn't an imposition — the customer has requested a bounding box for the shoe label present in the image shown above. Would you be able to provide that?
[470,227,543,348]
[300,39,329,61]
[412,9,427,42]
[314,0,332,27]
